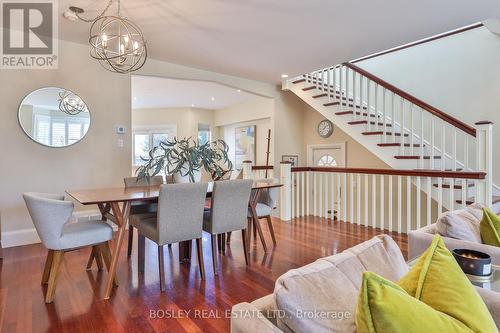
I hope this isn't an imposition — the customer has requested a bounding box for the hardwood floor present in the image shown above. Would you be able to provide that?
[0,217,407,333]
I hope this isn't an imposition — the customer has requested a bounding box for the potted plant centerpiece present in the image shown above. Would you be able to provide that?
[136,137,233,183]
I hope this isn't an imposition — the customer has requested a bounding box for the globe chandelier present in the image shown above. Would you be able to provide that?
[69,0,147,74]
[58,90,87,115]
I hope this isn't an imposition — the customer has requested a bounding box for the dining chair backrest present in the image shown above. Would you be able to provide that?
[23,192,74,250]
[209,179,253,234]
[256,178,279,209]
[124,176,164,188]
[156,183,208,245]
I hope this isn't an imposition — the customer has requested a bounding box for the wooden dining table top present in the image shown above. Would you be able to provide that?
[66,180,283,205]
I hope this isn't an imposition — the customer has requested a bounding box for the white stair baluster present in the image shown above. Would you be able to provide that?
[364,174,369,226]
[380,175,385,231]
[388,175,393,233]
[357,173,361,225]
[372,174,376,228]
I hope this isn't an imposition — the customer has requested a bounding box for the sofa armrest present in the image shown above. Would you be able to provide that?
[476,287,500,329]
[409,230,500,265]
[231,301,284,333]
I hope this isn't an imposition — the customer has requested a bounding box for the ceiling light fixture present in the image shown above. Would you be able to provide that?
[69,0,147,74]
[58,90,87,115]
[281,74,289,78]
[211,97,215,101]
[237,89,241,93]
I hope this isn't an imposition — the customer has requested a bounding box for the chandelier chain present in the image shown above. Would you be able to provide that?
[75,0,118,23]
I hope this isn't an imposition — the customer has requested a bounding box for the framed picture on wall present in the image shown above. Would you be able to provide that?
[235,125,256,170]
[282,154,299,167]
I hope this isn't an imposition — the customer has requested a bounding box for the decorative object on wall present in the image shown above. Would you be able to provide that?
[18,87,91,148]
[58,90,88,115]
[282,155,299,167]
[136,137,232,183]
[318,119,334,138]
[235,125,256,170]
[264,129,272,178]
[68,0,147,73]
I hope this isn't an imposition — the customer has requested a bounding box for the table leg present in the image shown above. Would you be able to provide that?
[179,240,192,263]
[250,189,268,252]
[103,201,130,299]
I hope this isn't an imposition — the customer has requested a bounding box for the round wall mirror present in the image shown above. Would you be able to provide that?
[18,87,91,147]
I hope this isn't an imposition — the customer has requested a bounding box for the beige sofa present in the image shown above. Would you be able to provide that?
[231,235,500,333]
[409,223,500,265]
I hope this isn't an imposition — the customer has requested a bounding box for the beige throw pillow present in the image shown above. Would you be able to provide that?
[435,204,484,243]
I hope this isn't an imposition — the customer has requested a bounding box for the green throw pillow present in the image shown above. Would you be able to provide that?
[480,207,500,247]
[356,235,498,333]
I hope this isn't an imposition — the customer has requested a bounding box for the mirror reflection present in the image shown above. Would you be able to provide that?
[18,87,91,147]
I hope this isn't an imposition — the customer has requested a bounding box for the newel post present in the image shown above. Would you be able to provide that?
[475,121,493,207]
[280,162,292,221]
[242,160,253,179]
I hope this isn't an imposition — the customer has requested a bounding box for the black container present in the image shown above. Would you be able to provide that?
[452,249,492,277]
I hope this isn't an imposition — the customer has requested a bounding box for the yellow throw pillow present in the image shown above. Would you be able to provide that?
[356,235,498,333]
[356,272,475,333]
[480,207,500,247]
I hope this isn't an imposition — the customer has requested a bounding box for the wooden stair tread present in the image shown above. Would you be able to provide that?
[302,86,316,91]
[456,196,500,205]
[378,143,423,147]
[312,93,328,98]
[341,102,367,110]
[335,111,378,118]
[292,78,306,84]
[363,131,409,137]
[433,182,475,189]
[348,120,392,127]
[324,102,340,106]
[394,155,441,159]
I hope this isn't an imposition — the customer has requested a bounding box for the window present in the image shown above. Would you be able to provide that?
[317,155,337,167]
[132,127,176,167]
[198,123,211,145]
[34,114,89,147]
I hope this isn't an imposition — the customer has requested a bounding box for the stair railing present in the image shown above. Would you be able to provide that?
[295,63,493,208]
[278,164,487,233]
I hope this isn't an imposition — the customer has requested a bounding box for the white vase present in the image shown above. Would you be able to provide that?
[173,168,202,183]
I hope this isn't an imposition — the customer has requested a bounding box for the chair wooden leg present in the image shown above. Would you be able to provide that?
[252,219,257,239]
[266,215,277,245]
[45,250,64,303]
[138,233,145,273]
[241,229,250,266]
[226,232,232,243]
[254,217,268,252]
[246,218,252,249]
[217,234,222,252]
[158,245,166,292]
[221,233,226,254]
[86,249,94,270]
[94,246,104,271]
[41,250,54,285]
[127,226,134,257]
[211,235,218,275]
[99,242,119,287]
[195,238,205,280]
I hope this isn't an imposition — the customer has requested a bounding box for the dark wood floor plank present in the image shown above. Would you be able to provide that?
[0,216,407,333]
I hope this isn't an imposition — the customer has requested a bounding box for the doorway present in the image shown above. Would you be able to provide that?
[307,143,346,167]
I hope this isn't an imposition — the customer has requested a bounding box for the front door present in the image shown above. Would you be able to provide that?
[309,144,346,167]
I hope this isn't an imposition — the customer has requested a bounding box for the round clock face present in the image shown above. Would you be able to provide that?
[318,120,334,138]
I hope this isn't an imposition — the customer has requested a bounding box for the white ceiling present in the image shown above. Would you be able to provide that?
[131,75,259,109]
[59,0,500,82]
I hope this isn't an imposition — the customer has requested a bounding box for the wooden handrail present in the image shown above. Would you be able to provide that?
[252,165,274,170]
[343,62,477,137]
[350,22,483,64]
[291,166,486,180]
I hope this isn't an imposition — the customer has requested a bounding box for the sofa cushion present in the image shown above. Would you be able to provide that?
[435,205,483,243]
[273,235,407,333]
[397,235,497,333]
[481,207,500,247]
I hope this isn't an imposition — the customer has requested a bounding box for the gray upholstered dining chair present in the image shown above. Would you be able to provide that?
[247,179,279,245]
[129,182,208,292]
[23,192,115,303]
[124,176,164,257]
[203,179,253,273]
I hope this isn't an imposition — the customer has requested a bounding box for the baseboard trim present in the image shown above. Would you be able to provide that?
[2,228,41,248]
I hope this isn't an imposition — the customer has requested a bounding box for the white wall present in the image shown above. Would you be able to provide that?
[0,38,307,247]
[357,26,500,184]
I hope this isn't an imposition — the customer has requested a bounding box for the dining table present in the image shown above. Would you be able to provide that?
[66,179,282,300]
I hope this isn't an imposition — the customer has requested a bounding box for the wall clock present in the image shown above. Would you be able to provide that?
[318,119,334,138]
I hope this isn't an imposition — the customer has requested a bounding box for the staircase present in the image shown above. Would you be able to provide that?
[282,59,496,212]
